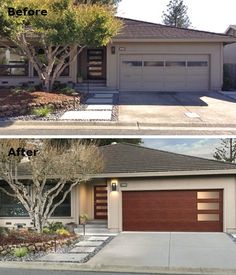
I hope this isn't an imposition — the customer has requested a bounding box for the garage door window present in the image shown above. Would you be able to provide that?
[166,61,186,67]
[187,61,208,67]
[197,191,219,199]
[197,203,219,210]
[198,214,220,221]
[144,61,164,67]
[123,61,142,67]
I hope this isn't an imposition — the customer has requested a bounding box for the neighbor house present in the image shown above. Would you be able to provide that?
[1,18,236,92]
[224,25,236,89]
[1,143,236,233]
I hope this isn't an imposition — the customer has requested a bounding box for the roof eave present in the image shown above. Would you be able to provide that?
[2,169,236,180]
[90,169,236,178]
[112,38,236,43]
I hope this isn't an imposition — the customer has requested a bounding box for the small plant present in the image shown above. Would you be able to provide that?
[11,86,24,94]
[80,214,89,225]
[59,87,76,96]
[42,227,51,234]
[32,106,53,117]
[0,226,9,237]
[52,81,67,91]
[12,247,28,258]
[56,228,70,236]
[46,221,65,233]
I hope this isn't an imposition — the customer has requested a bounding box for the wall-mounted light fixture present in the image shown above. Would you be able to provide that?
[111,46,116,55]
[111,180,118,191]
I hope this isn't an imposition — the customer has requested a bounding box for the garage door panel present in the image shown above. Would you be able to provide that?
[120,54,209,92]
[122,190,223,232]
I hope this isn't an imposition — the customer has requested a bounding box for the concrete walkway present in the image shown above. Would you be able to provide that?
[39,236,110,263]
[88,232,236,270]
[60,91,117,121]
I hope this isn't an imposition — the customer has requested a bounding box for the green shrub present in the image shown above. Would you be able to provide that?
[42,227,51,234]
[56,228,70,236]
[32,106,53,117]
[59,87,76,96]
[47,222,65,233]
[52,81,67,91]
[0,226,10,237]
[11,86,24,94]
[25,86,36,93]
[13,247,28,258]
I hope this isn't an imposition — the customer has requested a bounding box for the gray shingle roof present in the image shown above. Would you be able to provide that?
[115,18,234,40]
[5,143,236,178]
[100,143,236,174]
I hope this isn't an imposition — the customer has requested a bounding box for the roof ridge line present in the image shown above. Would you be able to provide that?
[104,142,236,167]
[117,16,232,38]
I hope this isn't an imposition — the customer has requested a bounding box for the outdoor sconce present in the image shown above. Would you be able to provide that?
[111,46,116,55]
[111,181,117,191]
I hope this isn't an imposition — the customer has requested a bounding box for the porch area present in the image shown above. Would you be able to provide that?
[76,180,117,235]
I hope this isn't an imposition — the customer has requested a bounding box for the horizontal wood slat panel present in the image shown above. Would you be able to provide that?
[122,190,223,232]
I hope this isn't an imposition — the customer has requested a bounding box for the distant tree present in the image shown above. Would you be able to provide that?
[46,139,143,148]
[162,0,191,28]
[96,139,143,146]
[213,139,236,163]
[74,0,121,6]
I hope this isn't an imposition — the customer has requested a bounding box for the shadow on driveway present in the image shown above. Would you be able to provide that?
[118,91,236,106]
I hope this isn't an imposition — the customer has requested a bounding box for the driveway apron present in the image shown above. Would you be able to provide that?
[88,232,236,270]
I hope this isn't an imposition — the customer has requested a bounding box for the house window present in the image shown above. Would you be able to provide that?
[0,180,71,218]
[45,181,71,217]
[0,182,29,217]
[0,47,29,76]
[144,61,164,67]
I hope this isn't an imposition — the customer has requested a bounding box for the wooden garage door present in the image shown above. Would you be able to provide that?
[120,55,209,92]
[122,190,223,232]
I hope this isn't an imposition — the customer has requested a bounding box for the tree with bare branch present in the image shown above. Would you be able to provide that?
[0,140,103,233]
[213,138,236,163]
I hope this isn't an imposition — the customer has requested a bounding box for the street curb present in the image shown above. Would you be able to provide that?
[0,261,236,274]
[1,120,236,128]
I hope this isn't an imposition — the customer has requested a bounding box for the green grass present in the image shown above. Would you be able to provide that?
[32,106,53,117]
[12,247,28,258]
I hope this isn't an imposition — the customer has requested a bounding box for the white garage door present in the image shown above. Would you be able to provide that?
[120,54,210,92]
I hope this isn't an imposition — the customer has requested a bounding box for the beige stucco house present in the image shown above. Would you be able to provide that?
[224,25,236,89]
[1,18,236,92]
[1,143,236,233]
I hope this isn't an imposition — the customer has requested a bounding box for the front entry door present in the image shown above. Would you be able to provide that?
[94,185,108,219]
[87,49,106,80]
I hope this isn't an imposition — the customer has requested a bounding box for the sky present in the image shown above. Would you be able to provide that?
[143,138,223,159]
[117,0,236,33]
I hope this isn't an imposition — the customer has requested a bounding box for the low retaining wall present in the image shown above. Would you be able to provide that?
[0,235,77,256]
[0,98,80,118]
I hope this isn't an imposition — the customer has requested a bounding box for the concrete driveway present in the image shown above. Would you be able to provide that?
[119,91,236,125]
[88,232,236,272]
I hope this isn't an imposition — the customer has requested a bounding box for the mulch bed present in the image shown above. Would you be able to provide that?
[0,89,76,106]
[0,231,73,246]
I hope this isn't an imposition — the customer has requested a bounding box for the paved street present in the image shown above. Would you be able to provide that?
[0,269,201,275]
